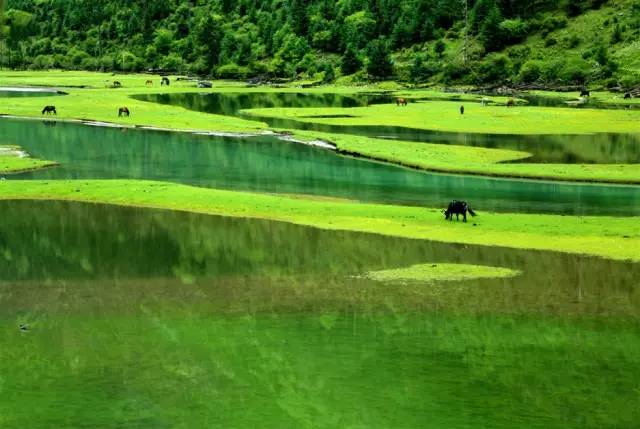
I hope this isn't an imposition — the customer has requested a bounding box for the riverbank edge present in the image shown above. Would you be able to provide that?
[0,180,637,262]
[0,144,60,175]
[3,112,639,185]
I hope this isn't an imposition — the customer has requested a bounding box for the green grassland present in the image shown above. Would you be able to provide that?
[366,263,521,283]
[0,180,637,262]
[0,71,267,133]
[290,131,640,184]
[246,100,640,135]
[1,70,640,183]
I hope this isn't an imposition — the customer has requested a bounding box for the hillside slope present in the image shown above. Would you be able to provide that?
[1,0,639,87]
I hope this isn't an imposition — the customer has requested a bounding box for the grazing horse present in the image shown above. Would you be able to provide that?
[624,92,632,99]
[580,89,590,97]
[460,105,465,115]
[42,105,57,115]
[146,80,153,86]
[444,200,477,222]
[118,107,130,117]
[161,76,170,86]
[113,81,122,88]
[506,99,515,107]
[396,98,408,106]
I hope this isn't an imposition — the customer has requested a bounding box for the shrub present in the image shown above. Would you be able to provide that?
[559,58,591,84]
[518,60,543,83]
[499,19,529,45]
[539,15,568,37]
[216,63,250,79]
[442,62,470,84]
[475,54,513,84]
[562,34,581,49]
[540,60,565,82]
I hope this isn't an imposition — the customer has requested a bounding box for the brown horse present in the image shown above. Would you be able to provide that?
[112,81,122,88]
[396,98,408,106]
[506,99,516,107]
[146,80,153,86]
[118,107,130,117]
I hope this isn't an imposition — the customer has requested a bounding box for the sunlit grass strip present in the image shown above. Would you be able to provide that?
[244,100,640,135]
[366,263,521,283]
[290,131,640,184]
[0,179,638,262]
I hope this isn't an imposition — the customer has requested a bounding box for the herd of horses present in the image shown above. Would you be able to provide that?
[41,77,176,118]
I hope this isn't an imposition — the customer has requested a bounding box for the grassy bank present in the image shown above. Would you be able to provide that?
[3,71,640,184]
[0,145,57,174]
[0,179,637,262]
[0,71,268,133]
[246,100,640,135]
[290,131,640,184]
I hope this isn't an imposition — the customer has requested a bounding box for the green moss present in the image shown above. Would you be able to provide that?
[366,263,521,283]
[0,179,638,262]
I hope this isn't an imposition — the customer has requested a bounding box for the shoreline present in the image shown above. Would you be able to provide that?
[0,180,637,262]
[2,113,639,186]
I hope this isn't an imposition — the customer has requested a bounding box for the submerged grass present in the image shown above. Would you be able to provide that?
[366,263,520,283]
[0,145,57,174]
[0,179,637,262]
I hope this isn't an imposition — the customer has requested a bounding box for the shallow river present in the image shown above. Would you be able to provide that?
[135,92,640,164]
[3,118,640,215]
[1,200,639,429]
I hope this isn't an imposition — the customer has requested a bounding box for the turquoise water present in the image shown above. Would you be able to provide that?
[3,118,640,215]
[1,201,639,429]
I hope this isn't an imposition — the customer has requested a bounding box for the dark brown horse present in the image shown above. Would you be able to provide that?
[580,89,590,97]
[161,76,170,86]
[118,107,130,117]
[444,200,477,222]
[506,99,515,107]
[146,80,153,86]
[396,98,408,106]
[42,106,57,115]
[624,93,632,99]
[113,81,122,88]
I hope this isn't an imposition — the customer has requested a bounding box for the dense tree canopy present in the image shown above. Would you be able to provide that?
[0,0,632,86]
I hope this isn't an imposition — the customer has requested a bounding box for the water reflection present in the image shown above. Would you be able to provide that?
[0,201,638,429]
[3,118,640,216]
[136,92,640,164]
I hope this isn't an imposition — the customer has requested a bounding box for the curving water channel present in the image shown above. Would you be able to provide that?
[1,200,639,429]
[3,117,640,215]
[135,92,640,164]
[0,87,62,98]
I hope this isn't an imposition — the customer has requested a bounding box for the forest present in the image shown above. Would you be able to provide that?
[1,0,639,87]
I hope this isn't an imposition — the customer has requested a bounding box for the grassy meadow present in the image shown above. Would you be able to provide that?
[0,179,637,262]
[1,70,639,264]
